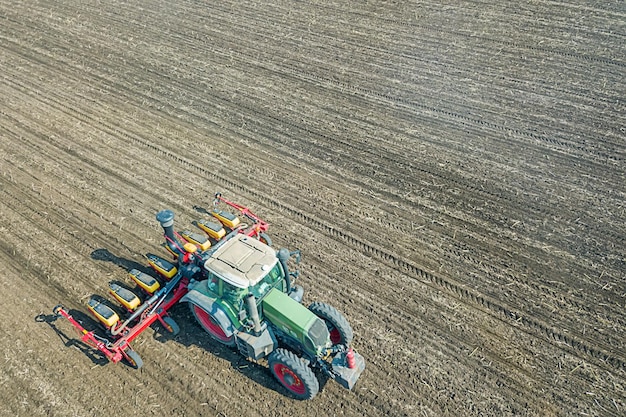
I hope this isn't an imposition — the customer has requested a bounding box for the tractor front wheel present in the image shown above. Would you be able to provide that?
[308,302,353,345]
[190,304,235,346]
[268,348,319,400]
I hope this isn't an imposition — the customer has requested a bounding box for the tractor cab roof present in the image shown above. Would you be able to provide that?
[204,233,278,289]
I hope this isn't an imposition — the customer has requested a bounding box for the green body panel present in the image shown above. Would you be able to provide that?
[217,299,240,328]
[262,288,329,356]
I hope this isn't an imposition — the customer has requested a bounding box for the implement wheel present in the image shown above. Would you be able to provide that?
[190,304,234,346]
[268,348,319,400]
[124,348,143,369]
[308,302,353,345]
[259,232,272,247]
[162,316,180,336]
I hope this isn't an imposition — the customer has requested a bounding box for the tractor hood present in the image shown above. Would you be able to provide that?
[262,288,330,356]
[204,234,278,289]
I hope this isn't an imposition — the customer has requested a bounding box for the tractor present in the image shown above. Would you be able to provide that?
[54,193,364,399]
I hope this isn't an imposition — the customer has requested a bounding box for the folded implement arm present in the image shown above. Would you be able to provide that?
[213,192,270,240]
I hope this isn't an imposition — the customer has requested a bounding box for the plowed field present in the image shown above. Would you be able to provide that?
[1,1,624,416]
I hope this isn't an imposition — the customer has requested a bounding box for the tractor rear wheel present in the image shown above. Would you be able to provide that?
[190,304,235,346]
[308,302,353,345]
[268,348,319,400]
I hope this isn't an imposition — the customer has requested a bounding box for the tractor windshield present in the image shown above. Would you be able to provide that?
[249,262,283,299]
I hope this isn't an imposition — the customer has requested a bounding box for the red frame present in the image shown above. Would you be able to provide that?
[54,194,267,366]
[214,193,269,237]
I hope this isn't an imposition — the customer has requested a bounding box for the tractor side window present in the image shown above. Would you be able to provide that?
[267,263,282,283]
[274,262,286,292]
[222,282,246,305]
[206,273,220,294]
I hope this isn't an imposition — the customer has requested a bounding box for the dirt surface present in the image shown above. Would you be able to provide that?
[0,0,625,416]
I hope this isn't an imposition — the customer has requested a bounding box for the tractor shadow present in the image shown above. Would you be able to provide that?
[192,205,211,216]
[91,248,153,275]
[169,306,286,395]
[35,309,109,367]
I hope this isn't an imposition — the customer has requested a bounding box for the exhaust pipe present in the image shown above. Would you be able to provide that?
[277,248,292,293]
[245,294,262,335]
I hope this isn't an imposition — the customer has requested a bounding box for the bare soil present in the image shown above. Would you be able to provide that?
[0,1,624,416]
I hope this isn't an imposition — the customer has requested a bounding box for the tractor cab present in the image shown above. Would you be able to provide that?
[202,233,284,296]
[193,233,290,330]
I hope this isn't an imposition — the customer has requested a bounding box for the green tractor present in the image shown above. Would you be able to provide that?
[157,195,365,399]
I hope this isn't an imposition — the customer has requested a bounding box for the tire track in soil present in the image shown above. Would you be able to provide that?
[5,20,621,303]
[2,1,624,415]
[4,17,620,376]
[0,63,592,414]
[81,121,624,373]
[4,0,624,369]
